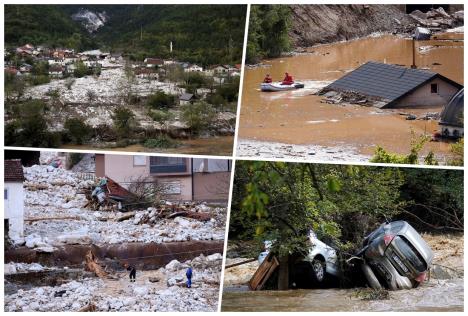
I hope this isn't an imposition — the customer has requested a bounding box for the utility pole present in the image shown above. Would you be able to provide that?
[140,25,143,41]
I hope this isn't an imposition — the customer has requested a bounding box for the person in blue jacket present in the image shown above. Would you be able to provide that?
[186,266,193,288]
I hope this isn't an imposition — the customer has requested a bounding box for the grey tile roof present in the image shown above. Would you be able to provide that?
[180,93,195,101]
[325,61,446,105]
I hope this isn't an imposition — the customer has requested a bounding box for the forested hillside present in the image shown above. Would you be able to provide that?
[5,4,247,65]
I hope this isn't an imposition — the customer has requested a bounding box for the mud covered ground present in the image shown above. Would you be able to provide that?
[222,234,464,312]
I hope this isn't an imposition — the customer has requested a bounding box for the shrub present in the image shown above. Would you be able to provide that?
[64,118,92,144]
[143,135,178,148]
[146,91,176,109]
[181,101,217,134]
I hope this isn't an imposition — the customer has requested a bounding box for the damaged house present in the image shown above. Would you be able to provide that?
[95,155,231,202]
[4,160,25,242]
[321,61,463,108]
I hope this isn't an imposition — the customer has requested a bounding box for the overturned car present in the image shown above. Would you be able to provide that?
[357,221,434,290]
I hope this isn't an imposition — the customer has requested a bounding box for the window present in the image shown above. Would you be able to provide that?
[133,155,146,166]
[149,157,187,173]
[430,83,438,94]
[4,189,8,200]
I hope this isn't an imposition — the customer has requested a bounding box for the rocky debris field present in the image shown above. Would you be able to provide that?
[19,164,226,248]
[237,139,370,162]
[288,5,463,49]
[5,253,223,312]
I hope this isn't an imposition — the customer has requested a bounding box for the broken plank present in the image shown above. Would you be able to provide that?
[225,258,257,269]
[116,211,136,222]
[166,211,212,222]
[25,216,82,223]
[248,253,279,291]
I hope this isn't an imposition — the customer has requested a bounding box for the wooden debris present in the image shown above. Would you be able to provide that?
[249,253,279,291]
[85,250,108,278]
[25,216,82,223]
[78,303,97,312]
[167,211,212,222]
[116,211,136,222]
[225,258,256,269]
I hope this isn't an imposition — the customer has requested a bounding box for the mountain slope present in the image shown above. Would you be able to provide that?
[4,4,247,65]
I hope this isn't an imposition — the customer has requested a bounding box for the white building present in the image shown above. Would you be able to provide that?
[184,64,203,73]
[4,160,25,242]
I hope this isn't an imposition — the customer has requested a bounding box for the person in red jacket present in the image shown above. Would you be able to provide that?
[282,72,294,85]
[263,74,272,83]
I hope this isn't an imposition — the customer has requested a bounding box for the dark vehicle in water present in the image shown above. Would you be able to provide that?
[356,221,434,290]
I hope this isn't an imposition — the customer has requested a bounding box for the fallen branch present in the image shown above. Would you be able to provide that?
[225,258,257,269]
[85,250,108,278]
[25,216,82,223]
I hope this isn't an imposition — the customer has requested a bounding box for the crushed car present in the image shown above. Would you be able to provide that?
[356,220,434,290]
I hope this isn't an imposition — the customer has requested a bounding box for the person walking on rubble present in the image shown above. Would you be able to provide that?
[124,263,136,282]
[186,266,193,288]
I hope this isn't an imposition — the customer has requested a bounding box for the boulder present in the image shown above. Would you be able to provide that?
[165,259,181,271]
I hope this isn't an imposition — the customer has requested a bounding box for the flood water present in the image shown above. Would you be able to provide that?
[222,278,464,312]
[239,33,463,160]
[62,135,234,156]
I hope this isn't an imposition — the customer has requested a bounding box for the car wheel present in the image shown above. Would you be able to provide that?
[361,263,382,290]
[310,259,325,283]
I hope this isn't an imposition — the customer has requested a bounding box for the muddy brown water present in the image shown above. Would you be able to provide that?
[239,34,463,160]
[62,136,234,156]
[222,278,464,312]
[5,240,224,270]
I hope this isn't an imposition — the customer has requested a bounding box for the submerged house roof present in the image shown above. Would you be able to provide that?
[324,61,463,108]
[179,93,195,101]
[440,89,464,127]
[5,160,24,182]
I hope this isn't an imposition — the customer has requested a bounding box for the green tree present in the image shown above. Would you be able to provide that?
[64,118,92,144]
[112,107,136,137]
[247,5,292,63]
[181,101,217,135]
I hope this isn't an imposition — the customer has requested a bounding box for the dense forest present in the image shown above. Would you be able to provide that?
[246,5,291,63]
[229,161,463,258]
[5,4,246,65]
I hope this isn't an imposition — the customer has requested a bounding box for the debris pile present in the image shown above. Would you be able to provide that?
[21,164,226,248]
[409,8,463,30]
[4,254,222,312]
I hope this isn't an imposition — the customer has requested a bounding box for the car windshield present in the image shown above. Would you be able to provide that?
[392,236,427,272]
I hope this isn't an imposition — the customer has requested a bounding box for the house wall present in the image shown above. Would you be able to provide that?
[103,155,150,186]
[4,182,24,241]
[193,172,230,202]
[393,78,460,108]
[95,154,193,201]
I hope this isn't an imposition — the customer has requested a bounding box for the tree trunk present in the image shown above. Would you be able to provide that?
[277,255,289,290]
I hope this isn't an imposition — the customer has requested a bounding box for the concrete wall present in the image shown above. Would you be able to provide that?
[440,124,464,138]
[393,78,460,108]
[193,172,230,202]
[4,182,24,241]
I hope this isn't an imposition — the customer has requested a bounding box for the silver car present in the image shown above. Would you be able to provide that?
[358,221,434,290]
[259,229,341,285]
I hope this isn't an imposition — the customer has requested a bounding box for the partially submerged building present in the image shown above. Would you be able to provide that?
[4,160,25,242]
[95,155,231,202]
[322,61,463,108]
[439,89,464,138]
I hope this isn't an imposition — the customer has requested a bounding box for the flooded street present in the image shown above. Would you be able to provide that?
[222,278,463,312]
[238,33,463,161]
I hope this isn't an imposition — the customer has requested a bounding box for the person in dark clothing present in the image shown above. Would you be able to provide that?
[125,263,136,282]
[186,266,193,288]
